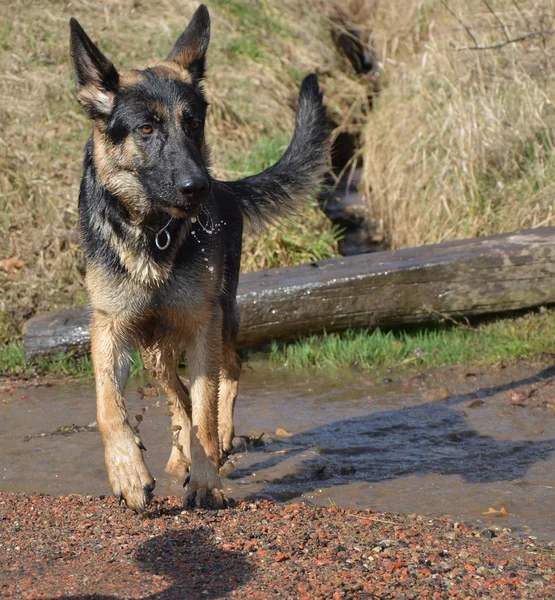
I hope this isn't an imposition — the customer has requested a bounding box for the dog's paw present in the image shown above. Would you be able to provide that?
[218,424,235,457]
[116,480,155,513]
[165,454,190,482]
[104,427,155,513]
[183,486,229,510]
[112,468,155,514]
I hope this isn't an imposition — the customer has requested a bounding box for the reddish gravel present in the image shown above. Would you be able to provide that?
[0,493,553,599]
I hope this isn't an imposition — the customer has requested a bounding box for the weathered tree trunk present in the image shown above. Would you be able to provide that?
[23,228,555,360]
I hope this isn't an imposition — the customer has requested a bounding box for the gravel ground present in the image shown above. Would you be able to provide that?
[1,492,553,599]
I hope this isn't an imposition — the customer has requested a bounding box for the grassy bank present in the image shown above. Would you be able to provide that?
[3,308,555,378]
[270,309,555,372]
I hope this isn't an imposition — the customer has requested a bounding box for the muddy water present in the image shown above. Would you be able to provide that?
[1,364,554,539]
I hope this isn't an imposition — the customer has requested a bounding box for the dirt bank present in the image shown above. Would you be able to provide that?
[1,492,553,599]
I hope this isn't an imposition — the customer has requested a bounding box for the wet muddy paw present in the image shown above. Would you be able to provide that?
[219,427,235,458]
[104,428,156,513]
[183,487,229,510]
[114,476,155,514]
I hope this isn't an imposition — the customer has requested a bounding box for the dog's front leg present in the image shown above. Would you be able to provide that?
[184,312,228,509]
[90,313,155,513]
[218,341,242,457]
[141,347,193,481]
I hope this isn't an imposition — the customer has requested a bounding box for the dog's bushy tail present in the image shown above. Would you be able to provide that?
[217,74,331,226]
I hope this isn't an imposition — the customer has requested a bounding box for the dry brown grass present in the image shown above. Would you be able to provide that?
[356,0,555,248]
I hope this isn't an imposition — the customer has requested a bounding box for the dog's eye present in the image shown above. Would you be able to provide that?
[140,124,154,135]
[191,120,201,130]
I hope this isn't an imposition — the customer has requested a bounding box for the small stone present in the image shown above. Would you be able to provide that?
[275,428,292,437]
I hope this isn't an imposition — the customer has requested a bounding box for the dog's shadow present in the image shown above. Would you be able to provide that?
[57,527,255,600]
[228,366,555,501]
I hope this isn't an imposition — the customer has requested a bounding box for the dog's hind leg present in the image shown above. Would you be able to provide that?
[142,347,192,482]
[184,309,228,509]
[90,313,155,513]
[218,341,242,459]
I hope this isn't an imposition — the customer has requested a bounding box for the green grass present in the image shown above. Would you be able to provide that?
[270,309,555,372]
[222,134,290,177]
[211,0,288,64]
[211,0,287,35]
[227,37,264,61]
[0,343,144,379]
[3,309,555,378]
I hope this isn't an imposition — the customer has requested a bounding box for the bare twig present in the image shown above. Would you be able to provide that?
[439,0,478,47]
[441,0,553,52]
[456,29,554,51]
[427,309,472,330]
[482,0,511,42]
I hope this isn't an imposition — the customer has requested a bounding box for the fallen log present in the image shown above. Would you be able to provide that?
[23,227,555,360]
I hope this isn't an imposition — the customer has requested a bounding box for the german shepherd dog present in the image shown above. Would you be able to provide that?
[69,4,330,512]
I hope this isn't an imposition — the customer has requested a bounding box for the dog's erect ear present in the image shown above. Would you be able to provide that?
[167,4,210,80]
[69,18,119,117]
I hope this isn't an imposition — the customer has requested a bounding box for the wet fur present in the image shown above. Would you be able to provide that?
[71,5,330,511]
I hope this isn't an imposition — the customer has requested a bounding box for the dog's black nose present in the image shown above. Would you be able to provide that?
[178,178,209,199]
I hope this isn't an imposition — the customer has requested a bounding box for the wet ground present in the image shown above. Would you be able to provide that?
[1,361,554,540]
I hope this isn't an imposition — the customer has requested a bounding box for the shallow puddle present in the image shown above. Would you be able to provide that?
[1,364,554,539]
